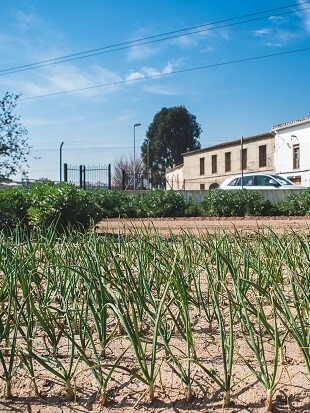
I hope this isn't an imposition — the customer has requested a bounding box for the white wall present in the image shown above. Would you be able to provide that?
[166,166,184,190]
[274,120,310,187]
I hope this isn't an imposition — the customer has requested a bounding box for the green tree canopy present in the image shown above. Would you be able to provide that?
[141,106,201,187]
[0,92,29,180]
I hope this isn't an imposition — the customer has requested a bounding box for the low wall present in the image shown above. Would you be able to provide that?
[176,188,307,204]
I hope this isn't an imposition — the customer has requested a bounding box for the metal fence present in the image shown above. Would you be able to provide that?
[64,163,111,190]
[121,170,165,190]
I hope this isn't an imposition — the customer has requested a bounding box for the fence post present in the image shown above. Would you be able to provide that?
[64,163,68,182]
[83,165,86,190]
[108,164,111,190]
[79,165,83,189]
[122,169,126,190]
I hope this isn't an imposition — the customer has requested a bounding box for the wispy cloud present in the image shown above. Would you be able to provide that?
[126,23,220,61]
[126,26,163,61]
[200,45,214,53]
[143,85,179,95]
[251,26,299,47]
[170,29,213,48]
[251,2,310,47]
[125,61,178,83]
[297,0,310,32]
[14,9,42,31]
[112,110,136,124]
[0,64,123,99]
[252,28,272,37]
[127,43,161,60]
[24,115,86,127]
[268,15,287,24]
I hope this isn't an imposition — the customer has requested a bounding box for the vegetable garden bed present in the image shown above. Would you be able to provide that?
[0,223,309,413]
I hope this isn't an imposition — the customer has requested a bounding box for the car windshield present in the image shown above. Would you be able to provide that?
[271,175,293,186]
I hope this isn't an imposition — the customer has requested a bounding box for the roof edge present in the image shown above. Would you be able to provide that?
[182,132,273,157]
[272,115,310,130]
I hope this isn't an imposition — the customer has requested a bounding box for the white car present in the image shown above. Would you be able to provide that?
[220,173,303,190]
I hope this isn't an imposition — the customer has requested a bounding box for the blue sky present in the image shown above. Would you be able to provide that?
[1,0,310,181]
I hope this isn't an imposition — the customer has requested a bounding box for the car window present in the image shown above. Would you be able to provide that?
[271,175,293,186]
[242,176,254,186]
[255,175,278,186]
[227,177,240,186]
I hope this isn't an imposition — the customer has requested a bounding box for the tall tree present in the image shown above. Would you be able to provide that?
[0,92,29,180]
[141,106,201,187]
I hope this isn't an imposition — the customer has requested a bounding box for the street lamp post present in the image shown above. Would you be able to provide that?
[59,141,64,182]
[133,123,141,190]
[147,139,150,190]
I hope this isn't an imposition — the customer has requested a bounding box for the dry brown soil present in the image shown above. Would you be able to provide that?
[2,217,310,413]
[96,216,310,236]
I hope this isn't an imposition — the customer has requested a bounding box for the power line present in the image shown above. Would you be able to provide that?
[21,46,310,101]
[1,1,310,76]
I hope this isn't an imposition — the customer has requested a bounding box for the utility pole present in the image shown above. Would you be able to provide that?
[241,136,244,189]
[133,123,141,190]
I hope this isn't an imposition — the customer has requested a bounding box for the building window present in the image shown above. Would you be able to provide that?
[241,148,247,170]
[293,144,300,169]
[288,175,301,185]
[199,157,205,175]
[211,154,217,173]
[225,152,231,172]
[200,183,205,190]
[259,145,267,167]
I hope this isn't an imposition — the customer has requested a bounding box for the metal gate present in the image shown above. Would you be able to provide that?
[63,163,111,190]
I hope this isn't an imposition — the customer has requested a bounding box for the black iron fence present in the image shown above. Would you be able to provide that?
[121,170,165,190]
[64,163,111,190]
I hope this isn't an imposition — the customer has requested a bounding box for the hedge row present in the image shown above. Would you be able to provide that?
[0,182,309,231]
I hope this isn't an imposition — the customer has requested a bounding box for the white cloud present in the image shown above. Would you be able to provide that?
[126,24,219,61]
[112,110,136,124]
[171,30,210,48]
[268,16,286,24]
[0,64,123,99]
[252,28,272,37]
[125,61,179,84]
[125,71,145,82]
[24,115,86,127]
[200,45,214,53]
[14,9,42,30]
[125,26,163,61]
[143,85,179,95]
[297,0,310,32]
[127,43,160,61]
[265,42,283,48]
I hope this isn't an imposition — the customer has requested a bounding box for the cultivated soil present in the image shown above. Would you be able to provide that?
[96,216,310,237]
[2,217,310,413]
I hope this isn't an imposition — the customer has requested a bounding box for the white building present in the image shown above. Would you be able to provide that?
[165,163,184,190]
[272,116,310,187]
[166,115,310,189]
[166,133,274,190]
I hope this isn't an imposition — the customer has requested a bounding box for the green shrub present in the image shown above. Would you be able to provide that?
[276,189,310,216]
[27,182,99,230]
[184,196,202,217]
[137,190,188,217]
[2,184,296,232]
[200,189,272,217]
[0,187,31,229]
[88,190,135,218]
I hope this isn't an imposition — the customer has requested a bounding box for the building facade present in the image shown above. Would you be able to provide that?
[272,116,310,187]
[166,132,274,190]
[166,115,310,190]
[165,163,184,190]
